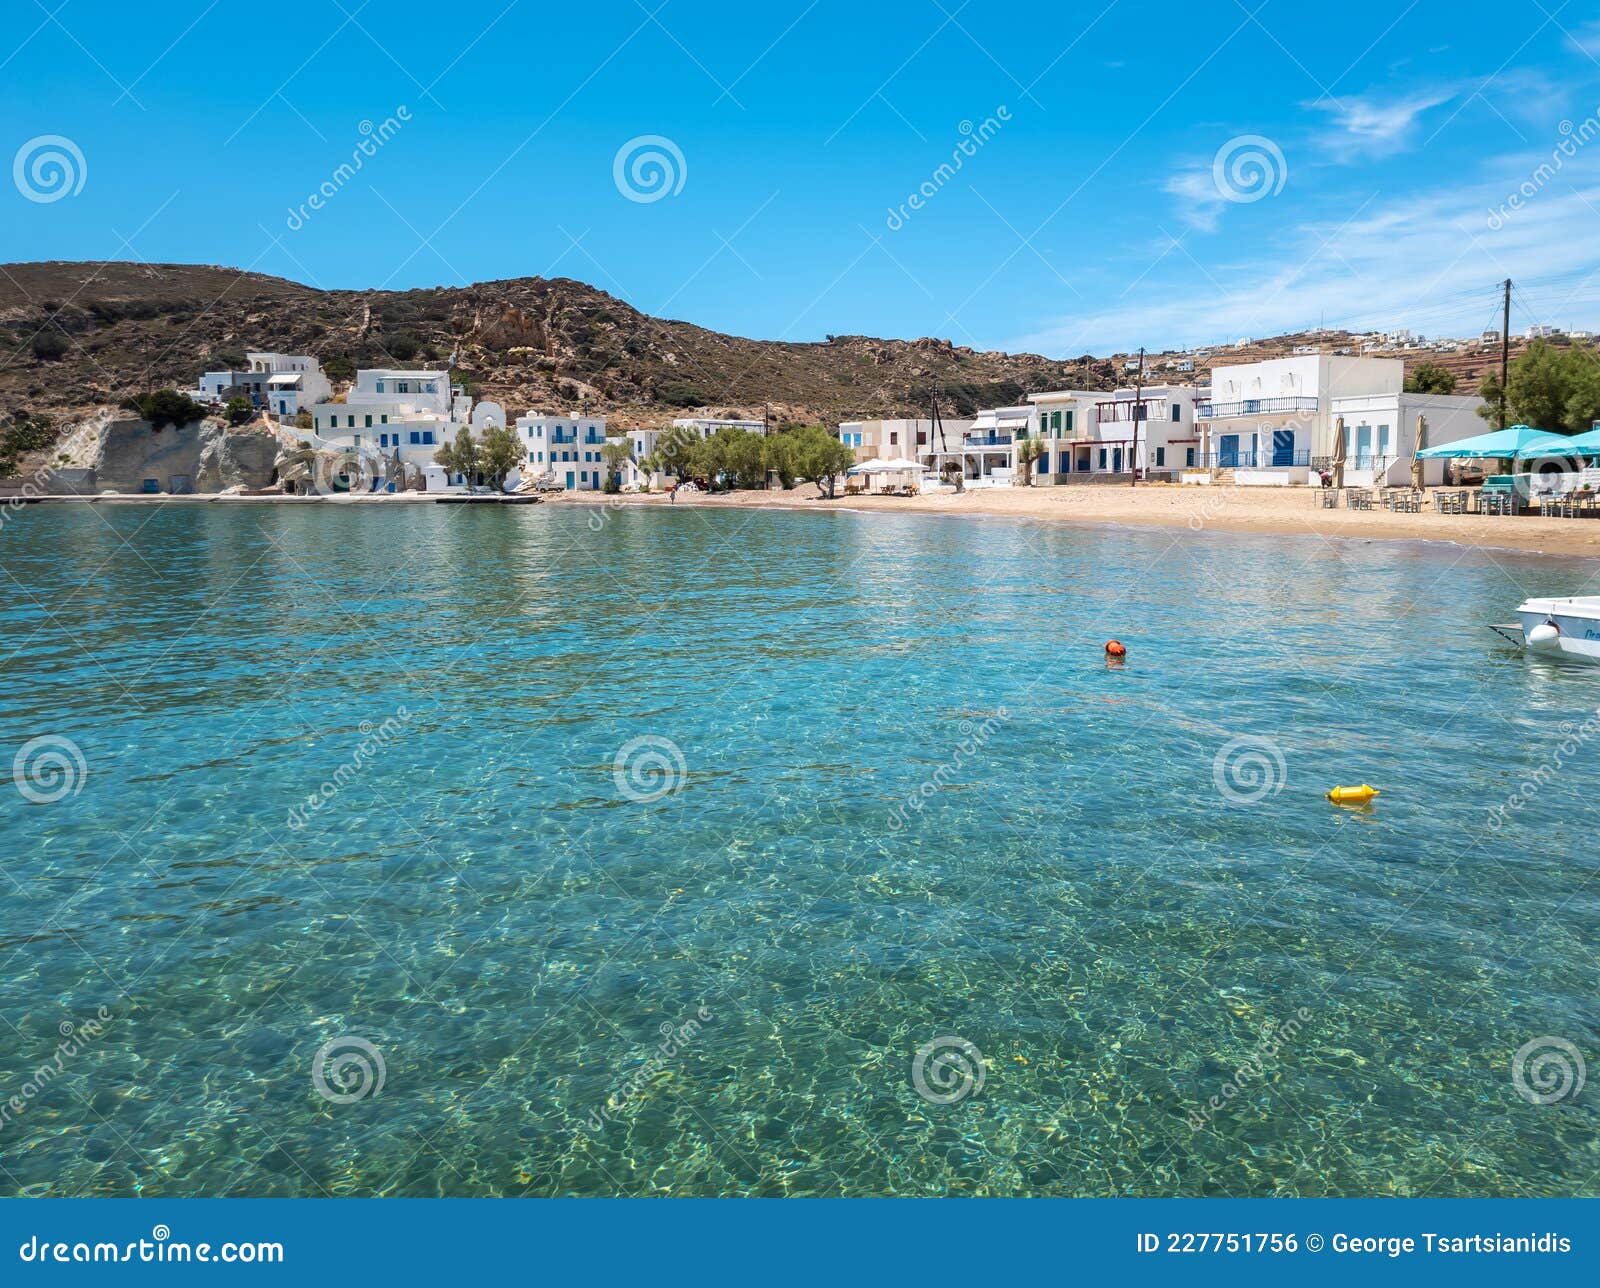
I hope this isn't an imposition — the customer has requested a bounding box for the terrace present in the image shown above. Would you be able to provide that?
[1196,397,1319,419]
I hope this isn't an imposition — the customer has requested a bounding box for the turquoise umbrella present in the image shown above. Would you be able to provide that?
[1518,426,1600,457]
[1414,424,1571,459]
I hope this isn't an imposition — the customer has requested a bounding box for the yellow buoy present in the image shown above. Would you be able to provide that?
[1326,784,1380,804]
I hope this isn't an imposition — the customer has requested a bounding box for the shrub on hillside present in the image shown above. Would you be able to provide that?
[121,389,207,430]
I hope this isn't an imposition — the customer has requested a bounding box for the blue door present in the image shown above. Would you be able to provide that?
[1112,447,1123,473]
[566,471,575,489]
[1272,429,1295,467]
[1219,434,1239,467]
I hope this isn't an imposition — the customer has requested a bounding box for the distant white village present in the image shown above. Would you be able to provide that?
[186,331,1531,496]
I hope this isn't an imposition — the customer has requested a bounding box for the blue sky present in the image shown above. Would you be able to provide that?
[4,0,1600,355]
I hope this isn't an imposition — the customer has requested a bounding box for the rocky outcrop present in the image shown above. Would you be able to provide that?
[48,411,279,493]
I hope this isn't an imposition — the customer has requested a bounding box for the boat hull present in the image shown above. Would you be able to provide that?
[1513,597,1600,663]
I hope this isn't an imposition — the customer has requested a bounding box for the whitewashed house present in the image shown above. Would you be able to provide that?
[310,368,471,483]
[673,416,765,436]
[919,406,1032,485]
[1329,391,1487,486]
[1025,385,1204,481]
[517,412,610,491]
[838,418,974,466]
[1199,354,1484,485]
[194,351,332,418]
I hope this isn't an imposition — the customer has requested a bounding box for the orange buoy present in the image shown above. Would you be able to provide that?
[1105,640,1127,659]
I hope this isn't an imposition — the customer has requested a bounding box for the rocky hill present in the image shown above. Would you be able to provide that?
[0,261,1115,431]
[0,261,1542,446]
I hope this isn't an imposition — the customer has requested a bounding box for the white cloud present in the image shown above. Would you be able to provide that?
[1162,168,1227,232]
[1309,86,1461,159]
[1003,164,1600,355]
[1567,20,1600,58]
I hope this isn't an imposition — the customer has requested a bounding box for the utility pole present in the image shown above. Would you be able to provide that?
[1500,278,1512,430]
[1130,346,1145,486]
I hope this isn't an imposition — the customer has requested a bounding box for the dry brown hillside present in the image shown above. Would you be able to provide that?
[0,261,1114,429]
[0,261,1545,438]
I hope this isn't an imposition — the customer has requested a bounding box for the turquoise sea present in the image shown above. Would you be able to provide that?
[1,502,1598,1197]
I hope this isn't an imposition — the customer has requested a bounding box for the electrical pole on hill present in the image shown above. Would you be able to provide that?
[1500,278,1512,429]
[1130,346,1145,487]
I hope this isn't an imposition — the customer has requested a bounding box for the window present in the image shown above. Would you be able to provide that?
[347,415,356,428]
[381,415,388,424]
[1171,404,1181,422]
[1186,447,1196,467]
[376,380,386,393]
[889,431,898,445]
[1051,410,1062,433]
[1098,448,1107,470]
[364,415,372,428]
[409,431,420,445]
[1155,447,1166,466]
[397,381,410,394]
[1065,411,1074,432]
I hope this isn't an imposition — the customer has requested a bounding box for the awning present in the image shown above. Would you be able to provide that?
[1415,424,1570,459]
[267,373,303,386]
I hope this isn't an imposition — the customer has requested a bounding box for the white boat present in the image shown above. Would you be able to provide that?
[1491,597,1600,663]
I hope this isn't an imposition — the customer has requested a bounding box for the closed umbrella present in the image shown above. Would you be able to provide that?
[1410,413,1426,492]
[1330,417,1346,491]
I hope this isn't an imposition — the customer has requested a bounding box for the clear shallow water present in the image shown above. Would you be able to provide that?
[1,501,1598,1197]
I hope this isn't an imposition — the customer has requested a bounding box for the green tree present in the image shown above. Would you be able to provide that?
[1017,437,1045,485]
[1404,362,1457,394]
[644,424,701,482]
[1478,340,1600,431]
[787,425,857,498]
[224,397,255,426]
[435,425,480,484]
[477,424,522,490]
[600,438,634,492]
[121,389,207,430]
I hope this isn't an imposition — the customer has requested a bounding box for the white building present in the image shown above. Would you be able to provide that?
[517,412,610,491]
[673,416,765,435]
[1200,355,1484,485]
[1328,392,1488,487]
[311,368,471,479]
[194,351,332,419]
[838,417,973,465]
[920,406,1032,485]
[1026,385,1204,482]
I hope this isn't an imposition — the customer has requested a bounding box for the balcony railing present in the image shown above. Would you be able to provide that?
[1196,397,1319,419]
[962,433,1014,447]
[1095,401,1153,422]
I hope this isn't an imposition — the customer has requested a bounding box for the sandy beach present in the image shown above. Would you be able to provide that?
[560,482,1600,561]
[24,481,1600,560]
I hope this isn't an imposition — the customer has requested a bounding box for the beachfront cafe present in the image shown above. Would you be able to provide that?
[1417,424,1599,515]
